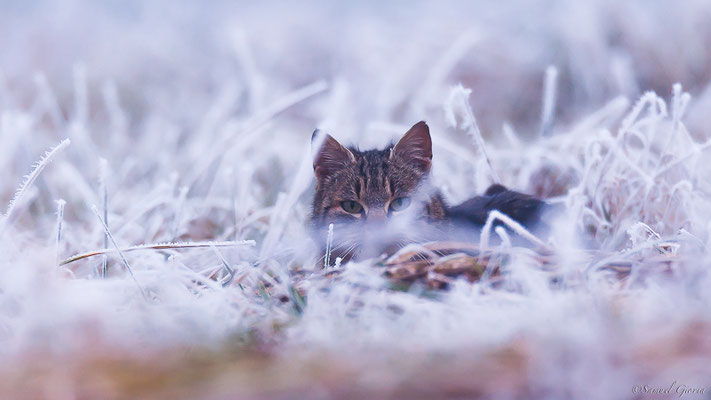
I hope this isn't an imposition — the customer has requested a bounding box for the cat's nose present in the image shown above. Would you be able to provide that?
[366,208,387,223]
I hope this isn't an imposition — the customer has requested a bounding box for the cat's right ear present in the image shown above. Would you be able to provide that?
[312,129,355,180]
[391,121,432,173]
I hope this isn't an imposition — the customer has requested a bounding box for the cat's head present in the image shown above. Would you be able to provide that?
[310,121,445,261]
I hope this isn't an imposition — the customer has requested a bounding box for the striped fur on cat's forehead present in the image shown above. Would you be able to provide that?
[348,148,396,208]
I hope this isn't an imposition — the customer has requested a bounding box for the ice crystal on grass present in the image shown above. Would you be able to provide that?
[1,138,70,233]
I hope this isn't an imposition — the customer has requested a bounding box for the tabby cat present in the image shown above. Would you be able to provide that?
[311,121,547,262]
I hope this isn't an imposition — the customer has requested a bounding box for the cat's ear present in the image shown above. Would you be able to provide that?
[391,121,432,173]
[312,129,355,180]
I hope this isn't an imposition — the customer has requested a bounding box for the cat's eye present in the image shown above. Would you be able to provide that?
[340,200,363,214]
[389,197,411,212]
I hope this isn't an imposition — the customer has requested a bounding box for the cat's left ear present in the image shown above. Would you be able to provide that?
[391,121,432,173]
[311,129,355,180]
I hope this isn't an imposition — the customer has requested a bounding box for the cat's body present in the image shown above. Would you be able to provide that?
[311,121,547,262]
[446,183,547,230]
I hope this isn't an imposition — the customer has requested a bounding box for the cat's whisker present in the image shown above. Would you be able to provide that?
[337,244,358,263]
[330,240,355,254]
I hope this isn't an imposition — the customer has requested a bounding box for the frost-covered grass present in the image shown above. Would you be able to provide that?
[2,1,711,398]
